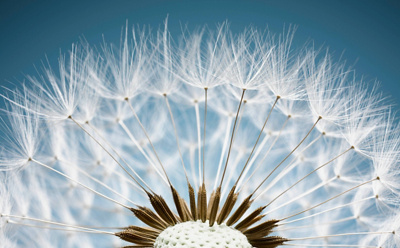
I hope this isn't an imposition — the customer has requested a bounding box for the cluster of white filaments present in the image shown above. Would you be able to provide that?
[0,21,400,248]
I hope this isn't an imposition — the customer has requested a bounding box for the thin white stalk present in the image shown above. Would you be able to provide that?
[276,216,355,231]
[202,88,208,184]
[164,94,189,181]
[7,220,114,235]
[260,133,324,193]
[214,101,246,192]
[257,146,354,206]
[217,101,247,197]
[233,100,247,145]
[189,145,199,194]
[194,101,202,187]
[220,88,246,187]
[251,116,322,196]
[284,244,377,248]
[58,158,138,206]
[222,150,244,198]
[256,146,353,203]
[213,116,233,190]
[76,159,144,195]
[69,117,147,192]
[289,231,393,241]
[86,121,155,190]
[118,120,168,185]
[30,158,132,209]
[281,178,378,221]
[237,115,290,191]
[84,204,134,216]
[280,196,375,225]
[125,99,172,186]
[2,214,114,235]
[235,96,280,187]
[96,162,146,198]
[264,176,337,216]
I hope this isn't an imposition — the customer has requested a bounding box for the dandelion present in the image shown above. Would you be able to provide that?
[1,21,399,248]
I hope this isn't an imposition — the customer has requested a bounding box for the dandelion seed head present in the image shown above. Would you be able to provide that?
[1,20,400,248]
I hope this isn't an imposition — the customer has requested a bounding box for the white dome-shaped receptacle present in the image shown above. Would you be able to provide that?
[154,220,252,248]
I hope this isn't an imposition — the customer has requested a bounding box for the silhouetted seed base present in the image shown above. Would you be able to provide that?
[116,185,288,248]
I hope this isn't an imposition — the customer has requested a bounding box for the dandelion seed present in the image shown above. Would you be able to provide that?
[1,21,399,248]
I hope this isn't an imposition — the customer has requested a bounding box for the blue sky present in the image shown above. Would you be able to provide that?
[1,0,399,105]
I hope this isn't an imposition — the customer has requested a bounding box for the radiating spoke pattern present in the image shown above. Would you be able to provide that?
[0,22,399,248]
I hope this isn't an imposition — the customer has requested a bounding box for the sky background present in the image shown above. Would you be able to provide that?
[0,0,399,107]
